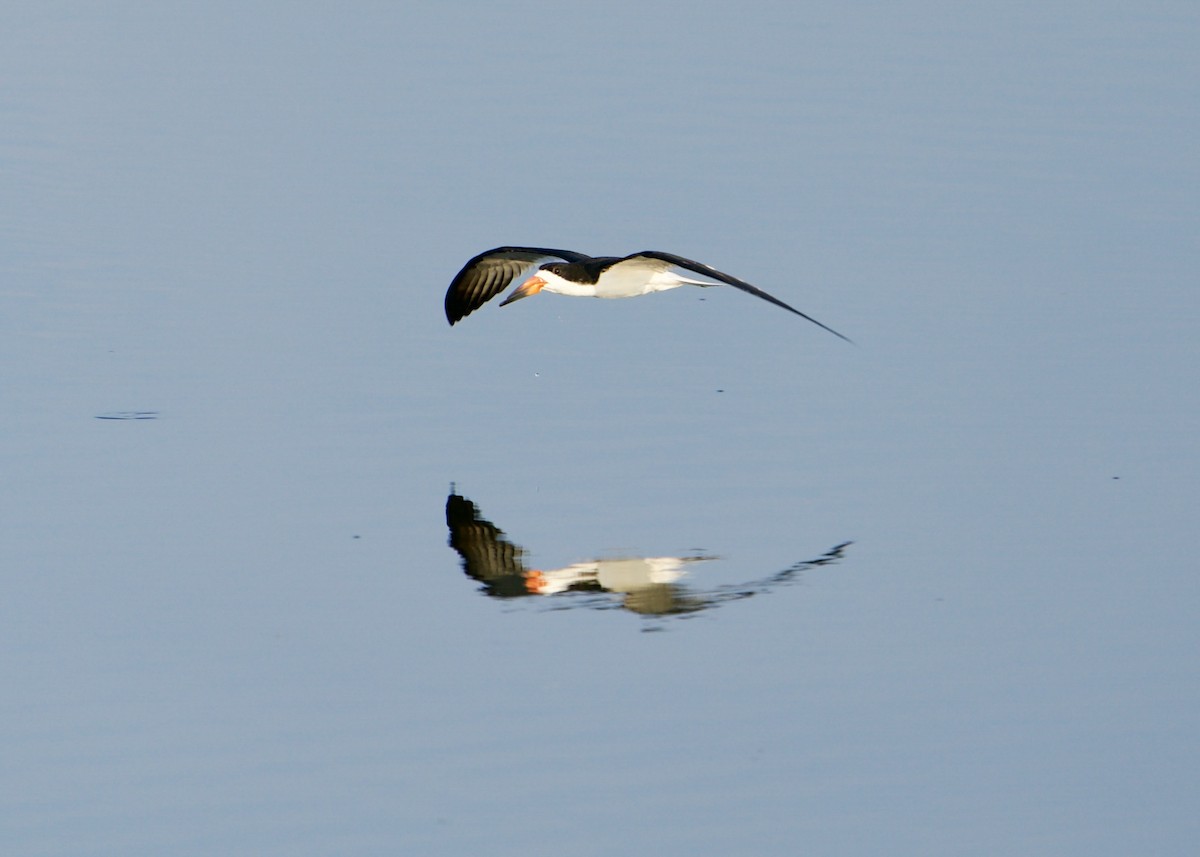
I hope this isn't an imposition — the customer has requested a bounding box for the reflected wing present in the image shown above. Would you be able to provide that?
[444,246,592,325]
[704,541,853,606]
[629,251,852,342]
[445,492,531,597]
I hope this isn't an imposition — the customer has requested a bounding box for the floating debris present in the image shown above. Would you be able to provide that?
[94,411,159,420]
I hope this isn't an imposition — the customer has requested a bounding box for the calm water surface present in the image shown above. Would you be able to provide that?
[2,3,1197,855]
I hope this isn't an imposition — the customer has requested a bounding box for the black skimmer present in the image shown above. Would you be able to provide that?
[445,489,852,616]
[443,246,851,341]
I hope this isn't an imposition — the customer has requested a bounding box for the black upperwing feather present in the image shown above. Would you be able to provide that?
[445,246,592,325]
[630,251,852,343]
[446,491,526,579]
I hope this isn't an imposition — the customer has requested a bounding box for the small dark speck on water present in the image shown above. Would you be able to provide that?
[716,389,724,393]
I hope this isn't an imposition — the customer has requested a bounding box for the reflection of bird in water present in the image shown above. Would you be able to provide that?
[445,491,711,607]
[445,489,851,619]
[443,246,851,342]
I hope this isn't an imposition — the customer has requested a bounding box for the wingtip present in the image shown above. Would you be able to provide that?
[786,307,854,344]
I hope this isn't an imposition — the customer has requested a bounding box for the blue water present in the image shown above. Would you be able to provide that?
[2,2,1197,854]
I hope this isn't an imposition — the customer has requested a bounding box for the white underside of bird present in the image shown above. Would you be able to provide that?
[506,265,718,303]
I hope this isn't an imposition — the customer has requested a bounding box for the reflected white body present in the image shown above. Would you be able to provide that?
[526,556,709,595]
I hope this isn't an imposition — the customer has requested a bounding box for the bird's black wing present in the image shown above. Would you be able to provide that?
[629,251,852,342]
[445,246,592,325]
[445,491,531,597]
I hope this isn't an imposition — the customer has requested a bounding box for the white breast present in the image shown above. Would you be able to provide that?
[594,263,698,299]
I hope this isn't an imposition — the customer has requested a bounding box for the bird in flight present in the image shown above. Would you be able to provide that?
[443,246,851,341]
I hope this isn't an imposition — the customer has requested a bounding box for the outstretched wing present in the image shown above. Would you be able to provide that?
[445,246,592,325]
[629,251,852,343]
[445,491,532,598]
